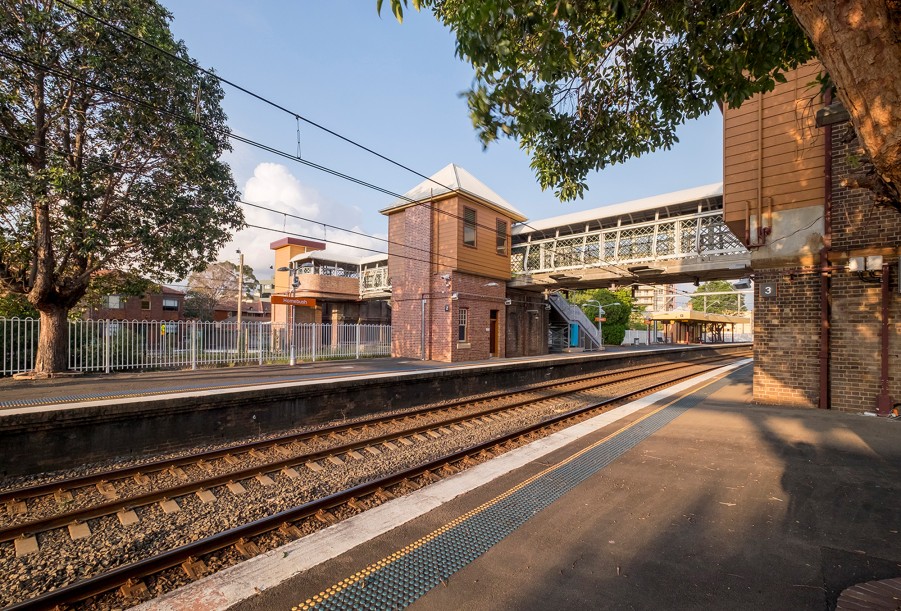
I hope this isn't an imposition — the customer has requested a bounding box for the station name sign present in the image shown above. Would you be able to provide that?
[270,295,316,307]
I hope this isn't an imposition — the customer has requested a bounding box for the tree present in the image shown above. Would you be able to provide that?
[383,0,900,205]
[689,280,746,314]
[0,291,38,319]
[568,287,633,346]
[0,1,242,373]
[184,261,258,321]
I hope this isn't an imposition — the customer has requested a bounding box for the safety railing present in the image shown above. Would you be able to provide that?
[547,294,600,350]
[0,318,392,376]
[511,210,748,275]
[360,266,391,297]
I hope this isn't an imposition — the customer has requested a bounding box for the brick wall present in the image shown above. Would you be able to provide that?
[752,270,821,408]
[388,207,432,358]
[830,123,901,250]
[505,289,549,357]
[827,122,901,413]
[448,271,507,361]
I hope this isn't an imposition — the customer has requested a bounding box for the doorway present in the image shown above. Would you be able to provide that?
[489,310,499,357]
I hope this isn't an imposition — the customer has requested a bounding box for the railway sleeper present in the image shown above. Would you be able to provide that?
[279,522,303,538]
[6,500,26,517]
[315,509,338,525]
[96,481,116,499]
[14,534,38,557]
[119,578,151,603]
[181,557,207,580]
[117,508,139,526]
[235,538,261,559]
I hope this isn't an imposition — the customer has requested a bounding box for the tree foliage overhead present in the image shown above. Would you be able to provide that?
[384,0,814,200]
[384,0,901,205]
[0,0,243,371]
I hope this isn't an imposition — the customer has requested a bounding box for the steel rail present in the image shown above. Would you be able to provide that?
[0,353,736,505]
[5,356,746,611]
[0,356,736,543]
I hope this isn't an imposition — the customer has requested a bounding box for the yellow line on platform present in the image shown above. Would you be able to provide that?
[291,368,734,610]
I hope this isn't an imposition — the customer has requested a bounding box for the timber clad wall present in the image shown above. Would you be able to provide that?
[723,62,825,244]
[450,197,511,282]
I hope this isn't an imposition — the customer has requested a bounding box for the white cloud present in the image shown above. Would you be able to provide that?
[220,163,387,280]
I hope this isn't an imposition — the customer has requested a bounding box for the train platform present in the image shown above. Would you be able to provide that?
[143,361,901,611]
[0,343,693,411]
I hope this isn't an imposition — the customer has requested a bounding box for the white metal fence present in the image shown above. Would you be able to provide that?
[0,318,392,376]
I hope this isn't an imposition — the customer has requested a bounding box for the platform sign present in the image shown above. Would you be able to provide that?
[759,282,778,298]
[271,296,316,307]
[595,317,606,322]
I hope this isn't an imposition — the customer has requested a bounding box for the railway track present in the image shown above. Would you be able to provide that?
[2,352,749,610]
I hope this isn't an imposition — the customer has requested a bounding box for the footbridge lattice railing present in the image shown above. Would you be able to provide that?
[511,211,747,275]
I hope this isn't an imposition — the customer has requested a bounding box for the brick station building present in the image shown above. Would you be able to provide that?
[381,163,548,362]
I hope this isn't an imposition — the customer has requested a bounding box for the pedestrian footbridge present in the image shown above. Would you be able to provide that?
[355,183,749,297]
[509,183,750,291]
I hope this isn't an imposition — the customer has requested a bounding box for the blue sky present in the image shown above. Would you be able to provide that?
[162,1,723,276]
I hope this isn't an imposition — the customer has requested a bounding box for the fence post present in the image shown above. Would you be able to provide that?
[191,320,197,371]
[355,324,361,359]
[258,322,263,366]
[104,320,110,374]
[312,323,317,362]
[289,321,295,366]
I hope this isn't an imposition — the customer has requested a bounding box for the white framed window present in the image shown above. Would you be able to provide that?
[162,298,179,311]
[104,295,123,309]
[458,307,468,342]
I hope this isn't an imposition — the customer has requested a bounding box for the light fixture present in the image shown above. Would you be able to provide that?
[451,292,459,301]
[504,298,512,306]
[484,281,499,287]
[549,273,582,282]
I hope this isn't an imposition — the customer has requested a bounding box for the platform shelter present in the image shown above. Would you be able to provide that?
[648,310,749,344]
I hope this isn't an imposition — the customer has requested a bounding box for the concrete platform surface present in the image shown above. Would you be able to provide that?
[0,343,736,410]
[145,363,900,611]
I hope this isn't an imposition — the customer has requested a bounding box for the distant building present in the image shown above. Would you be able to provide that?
[85,286,185,321]
[213,298,272,322]
[633,284,675,312]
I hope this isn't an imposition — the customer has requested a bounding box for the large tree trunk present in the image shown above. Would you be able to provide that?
[788,0,901,204]
[33,305,69,374]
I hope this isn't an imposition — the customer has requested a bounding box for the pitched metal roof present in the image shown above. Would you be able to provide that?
[380,163,526,221]
[513,183,723,236]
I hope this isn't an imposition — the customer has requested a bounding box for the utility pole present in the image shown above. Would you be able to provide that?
[237,250,243,355]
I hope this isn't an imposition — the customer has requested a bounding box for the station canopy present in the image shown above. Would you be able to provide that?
[648,310,750,325]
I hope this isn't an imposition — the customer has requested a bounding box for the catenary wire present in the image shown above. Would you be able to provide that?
[51,0,546,234]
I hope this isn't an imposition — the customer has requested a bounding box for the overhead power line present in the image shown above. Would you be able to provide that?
[51,0,545,235]
[54,0,459,195]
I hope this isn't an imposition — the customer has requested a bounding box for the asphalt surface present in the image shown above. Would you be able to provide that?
[230,364,901,611]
